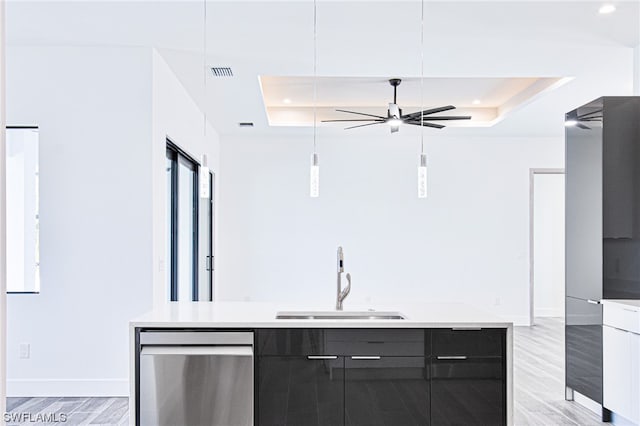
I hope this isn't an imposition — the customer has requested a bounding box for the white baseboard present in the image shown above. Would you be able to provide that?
[7,379,129,397]
[509,315,531,326]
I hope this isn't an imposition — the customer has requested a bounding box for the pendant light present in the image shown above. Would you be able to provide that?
[417,0,427,199]
[309,0,320,198]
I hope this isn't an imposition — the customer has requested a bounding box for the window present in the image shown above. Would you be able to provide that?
[166,140,214,301]
[6,126,40,293]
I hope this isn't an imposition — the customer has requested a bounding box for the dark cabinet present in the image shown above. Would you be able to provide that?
[258,356,344,426]
[345,356,430,426]
[431,357,505,426]
[565,97,640,417]
[565,297,603,404]
[256,328,505,426]
[431,329,506,426]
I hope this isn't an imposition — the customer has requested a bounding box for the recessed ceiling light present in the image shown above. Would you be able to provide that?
[472,99,481,105]
[598,4,616,14]
[283,98,292,104]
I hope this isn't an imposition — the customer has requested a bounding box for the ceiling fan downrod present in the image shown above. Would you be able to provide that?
[389,78,401,104]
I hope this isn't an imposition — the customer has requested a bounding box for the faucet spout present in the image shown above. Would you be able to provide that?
[336,246,351,310]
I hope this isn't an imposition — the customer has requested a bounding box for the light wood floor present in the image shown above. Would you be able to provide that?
[5,318,606,425]
[514,317,604,425]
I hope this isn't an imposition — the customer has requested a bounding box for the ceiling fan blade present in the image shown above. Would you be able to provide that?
[402,105,456,120]
[344,122,385,130]
[412,116,471,121]
[336,109,386,119]
[406,121,445,129]
[322,119,383,122]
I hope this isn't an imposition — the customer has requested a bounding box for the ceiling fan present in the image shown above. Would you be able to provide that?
[322,78,471,133]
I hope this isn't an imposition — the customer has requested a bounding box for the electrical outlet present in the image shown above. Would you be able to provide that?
[19,343,30,359]
[494,298,501,306]
[158,260,165,273]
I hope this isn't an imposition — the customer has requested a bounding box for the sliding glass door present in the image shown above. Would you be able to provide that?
[166,141,214,302]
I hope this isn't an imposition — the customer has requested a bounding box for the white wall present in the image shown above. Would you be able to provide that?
[533,173,565,318]
[4,45,220,397]
[5,45,153,396]
[218,131,564,324]
[1,0,8,417]
[151,49,221,307]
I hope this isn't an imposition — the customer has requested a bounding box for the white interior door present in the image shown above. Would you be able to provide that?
[533,173,565,322]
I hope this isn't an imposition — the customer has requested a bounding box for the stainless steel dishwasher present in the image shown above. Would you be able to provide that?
[139,331,254,426]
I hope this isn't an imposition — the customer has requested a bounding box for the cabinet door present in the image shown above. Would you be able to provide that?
[632,332,640,423]
[565,109,603,300]
[258,356,344,426]
[603,325,632,418]
[566,297,603,403]
[431,357,505,426]
[344,357,429,426]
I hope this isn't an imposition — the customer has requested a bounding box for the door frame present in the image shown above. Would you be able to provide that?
[529,168,565,326]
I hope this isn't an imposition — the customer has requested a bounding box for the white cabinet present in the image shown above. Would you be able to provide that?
[603,301,640,424]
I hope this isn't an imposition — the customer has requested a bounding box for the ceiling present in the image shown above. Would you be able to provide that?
[260,76,570,127]
[6,0,640,137]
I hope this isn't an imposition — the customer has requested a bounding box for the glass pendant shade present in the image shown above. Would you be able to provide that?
[418,153,427,199]
[310,153,320,198]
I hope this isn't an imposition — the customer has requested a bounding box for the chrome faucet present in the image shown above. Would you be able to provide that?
[336,246,352,310]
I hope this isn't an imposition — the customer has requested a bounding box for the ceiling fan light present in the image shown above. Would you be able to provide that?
[388,118,403,127]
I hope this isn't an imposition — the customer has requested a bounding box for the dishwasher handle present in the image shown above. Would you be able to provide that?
[141,346,253,357]
[139,331,253,346]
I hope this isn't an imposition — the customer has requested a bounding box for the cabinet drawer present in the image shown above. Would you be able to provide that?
[257,329,427,356]
[432,329,504,357]
[325,330,427,357]
[257,329,327,356]
[432,357,504,380]
[603,303,640,334]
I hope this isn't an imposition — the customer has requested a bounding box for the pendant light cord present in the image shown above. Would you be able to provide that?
[313,0,317,154]
[420,0,424,153]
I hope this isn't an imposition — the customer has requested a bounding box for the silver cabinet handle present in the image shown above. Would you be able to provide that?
[351,356,381,360]
[307,355,337,360]
[623,308,638,313]
[437,356,468,360]
[587,299,601,305]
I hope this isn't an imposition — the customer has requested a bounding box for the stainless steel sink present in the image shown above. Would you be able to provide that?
[276,311,406,320]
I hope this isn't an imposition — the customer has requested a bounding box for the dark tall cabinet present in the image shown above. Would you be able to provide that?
[565,97,640,420]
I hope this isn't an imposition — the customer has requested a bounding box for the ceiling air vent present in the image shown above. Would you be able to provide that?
[211,67,233,77]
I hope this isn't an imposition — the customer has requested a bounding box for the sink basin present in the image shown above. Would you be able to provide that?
[276,311,406,320]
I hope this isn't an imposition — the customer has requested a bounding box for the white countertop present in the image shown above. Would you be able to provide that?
[130,301,512,328]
